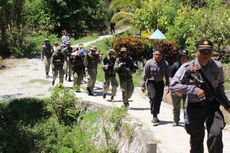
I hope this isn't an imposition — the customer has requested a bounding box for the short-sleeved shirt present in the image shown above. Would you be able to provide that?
[141,58,169,87]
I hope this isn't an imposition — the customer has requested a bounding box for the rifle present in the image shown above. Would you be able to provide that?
[183,68,230,109]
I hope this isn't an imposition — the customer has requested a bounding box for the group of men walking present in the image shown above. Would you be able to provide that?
[41,38,137,107]
[41,36,230,153]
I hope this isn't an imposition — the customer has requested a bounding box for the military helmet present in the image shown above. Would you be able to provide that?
[66,41,71,45]
[108,49,115,54]
[44,38,49,42]
[120,47,127,52]
[90,46,97,51]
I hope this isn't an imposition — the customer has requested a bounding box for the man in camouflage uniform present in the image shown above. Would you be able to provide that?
[114,47,137,107]
[41,38,53,79]
[170,38,230,153]
[63,41,73,81]
[102,49,118,101]
[169,50,189,126]
[51,47,65,85]
[84,46,101,96]
[70,48,85,92]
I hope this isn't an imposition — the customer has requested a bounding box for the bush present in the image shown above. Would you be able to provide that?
[112,35,178,65]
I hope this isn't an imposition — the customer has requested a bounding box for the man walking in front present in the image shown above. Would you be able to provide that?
[141,48,169,124]
[170,38,230,153]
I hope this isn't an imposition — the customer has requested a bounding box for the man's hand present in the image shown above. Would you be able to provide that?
[141,86,146,93]
[119,62,124,67]
[197,88,205,99]
[175,92,183,97]
[164,86,169,94]
[226,108,230,114]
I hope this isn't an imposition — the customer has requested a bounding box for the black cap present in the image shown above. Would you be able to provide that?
[196,38,213,51]
[178,50,188,57]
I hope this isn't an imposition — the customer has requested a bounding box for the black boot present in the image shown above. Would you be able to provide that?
[110,96,114,102]
[103,93,106,99]
[52,80,55,86]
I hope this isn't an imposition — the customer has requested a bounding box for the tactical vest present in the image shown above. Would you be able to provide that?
[103,57,116,76]
[87,54,100,69]
[43,44,52,58]
[53,52,65,67]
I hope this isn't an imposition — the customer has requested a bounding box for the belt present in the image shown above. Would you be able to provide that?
[148,80,163,84]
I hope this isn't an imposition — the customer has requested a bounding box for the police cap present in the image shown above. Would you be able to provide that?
[178,50,188,57]
[196,38,213,51]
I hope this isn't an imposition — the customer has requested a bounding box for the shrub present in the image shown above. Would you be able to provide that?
[112,35,178,65]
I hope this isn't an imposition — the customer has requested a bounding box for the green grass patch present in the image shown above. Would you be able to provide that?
[71,33,98,45]
[28,79,50,85]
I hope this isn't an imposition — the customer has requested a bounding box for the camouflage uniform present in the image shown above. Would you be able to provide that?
[84,46,101,95]
[70,50,85,92]
[51,48,65,85]
[41,39,53,78]
[102,49,118,101]
[63,42,73,81]
[169,50,189,126]
[114,47,137,107]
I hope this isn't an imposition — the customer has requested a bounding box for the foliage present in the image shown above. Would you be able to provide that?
[112,35,178,65]
[48,85,81,125]
[0,87,128,152]
[132,0,230,63]
[22,0,53,31]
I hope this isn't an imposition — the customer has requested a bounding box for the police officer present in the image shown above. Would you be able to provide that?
[71,48,85,92]
[141,48,169,124]
[114,47,137,107]
[102,49,118,101]
[169,50,189,126]
[41,38,53,79]
[170,38,230,153]
[84,46,101,96]
[63,41,73,81]
[51,47,65,85]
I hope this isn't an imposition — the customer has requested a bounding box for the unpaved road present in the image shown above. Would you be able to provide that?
[1,57,230,153]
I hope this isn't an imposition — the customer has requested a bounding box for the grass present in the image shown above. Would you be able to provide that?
[71,33,98,45]
[28,79,50,85]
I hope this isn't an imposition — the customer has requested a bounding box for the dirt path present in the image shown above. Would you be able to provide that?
[1,31,230,152]
[1,57,230,153]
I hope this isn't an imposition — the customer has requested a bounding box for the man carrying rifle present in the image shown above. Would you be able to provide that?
[170,37,230,153]
[114,47,137,107]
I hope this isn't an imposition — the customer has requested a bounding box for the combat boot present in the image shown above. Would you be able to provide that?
[103,93,106,99]
[52,80,55,86]
[110,96,114,102]
[46,72,49,79]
